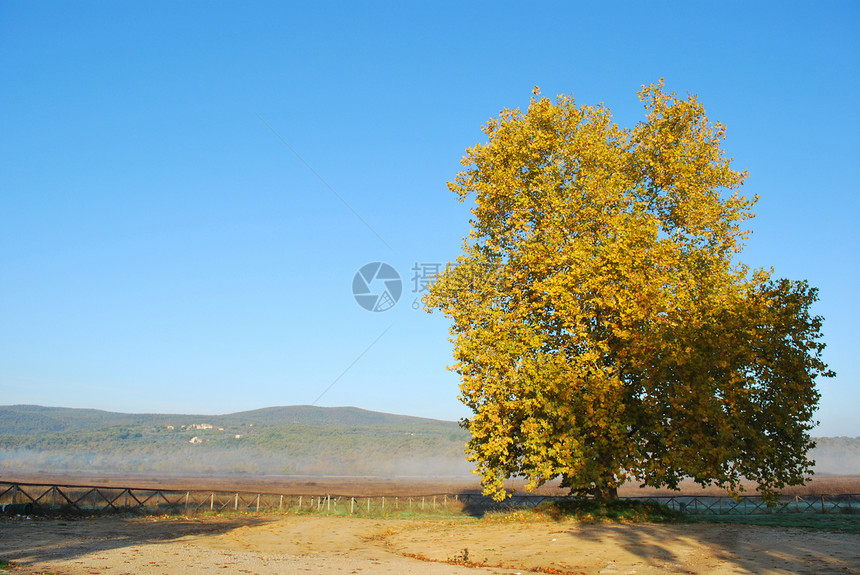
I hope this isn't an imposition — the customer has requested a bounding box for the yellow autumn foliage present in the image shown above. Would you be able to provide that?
[425,82,833,502]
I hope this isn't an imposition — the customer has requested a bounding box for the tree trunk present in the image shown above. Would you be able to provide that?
[594,485,619,501]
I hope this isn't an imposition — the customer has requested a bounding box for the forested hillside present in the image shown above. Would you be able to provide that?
[1,405,857,478]
[0,405,472,477]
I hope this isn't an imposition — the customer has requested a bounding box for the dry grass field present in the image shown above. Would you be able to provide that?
[2,473,859,575]
[4,471,860,497]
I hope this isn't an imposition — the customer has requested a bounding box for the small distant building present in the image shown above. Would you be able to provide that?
[189,436,203,444]
[235,434,242,439]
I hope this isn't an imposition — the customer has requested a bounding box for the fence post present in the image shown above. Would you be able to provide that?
[351,497,354,515]
[421,497,425,511]
[52,486,57,509]
[256,494,260,512]
[185,492,189,513]
[821,496,826,514]
[279,495,284,511]
[382,496,385,511]
[12,485,18,505]
[367,498,370,513]
[433,496,436,511]
[234,493,239,511]
[210,493,214,511]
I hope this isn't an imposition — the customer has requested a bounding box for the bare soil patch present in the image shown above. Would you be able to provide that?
[2,513,858,575]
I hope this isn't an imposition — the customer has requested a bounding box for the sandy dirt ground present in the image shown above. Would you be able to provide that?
[2,514,858,575]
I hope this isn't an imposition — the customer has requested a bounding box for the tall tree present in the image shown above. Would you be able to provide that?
[426,82,832,501]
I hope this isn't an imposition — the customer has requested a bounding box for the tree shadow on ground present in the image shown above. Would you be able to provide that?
[446,496,860,574]
[561,519,860,574]
[0,514,273,567]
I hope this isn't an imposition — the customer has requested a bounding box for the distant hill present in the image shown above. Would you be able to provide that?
[0,405,472,478]
[0,404,450,434]
[0,404,161,434]
[1,405,856,478]
[0,403,467,432]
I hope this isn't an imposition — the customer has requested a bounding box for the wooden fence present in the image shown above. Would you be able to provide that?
[1,481,857,516]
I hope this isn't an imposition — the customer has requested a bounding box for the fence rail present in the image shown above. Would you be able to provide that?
[1,481,857,516]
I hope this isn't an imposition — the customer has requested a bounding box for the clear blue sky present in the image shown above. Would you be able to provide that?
[1,2,857,435]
